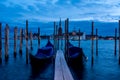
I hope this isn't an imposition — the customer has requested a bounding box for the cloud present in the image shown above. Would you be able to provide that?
[0,0,120,23]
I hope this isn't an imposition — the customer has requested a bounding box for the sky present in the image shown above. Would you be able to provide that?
[0,0,120,23]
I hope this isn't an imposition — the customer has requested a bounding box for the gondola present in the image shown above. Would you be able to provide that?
[29,40,54,68]
[66,42,87,67]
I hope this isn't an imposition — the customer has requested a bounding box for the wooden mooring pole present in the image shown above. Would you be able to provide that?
[78,29,81,48]
[114,28,117,56]
[54,22,56,53]
[56,25,58,50]
[66,18,69,61]
[5,24,9,61]
[0,23,2,63]
[65,20,67,58]
[58,18,62,50]
[26,20,29,64]
[67,18,69,57]
[119,20,120,65]
[14,27,17,57]
[30,31,33,50]
[58,32,59,50]
[19,29,23,54]
[91,21,94,66]
[38,27,40,48]
[96,28,98,56]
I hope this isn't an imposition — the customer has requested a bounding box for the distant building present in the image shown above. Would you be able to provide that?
[69,31,86,40]
[86,35,98,40]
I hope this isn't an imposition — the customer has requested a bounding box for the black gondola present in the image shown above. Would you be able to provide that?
[66,42,87,67]
[29,41,54,68]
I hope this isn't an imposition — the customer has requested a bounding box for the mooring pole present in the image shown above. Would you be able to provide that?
[14,27,17,57]
[114,28,117,56]
[91,21,94,66]
[96,28,98,56]
[5,24,9,61]
[38,27,40,48]
[58,27,62,49]
[58,32,59,50]
[66,18,69,60]
[53,21,56,58]
[56,25,58,50]
[61,35,63,50]
[30,31,33,50]
[119,20,120,64]
[65,20,67,58]
[59,18,62,50]
[26,20,29,64]
[78,29,81,48]
[19,29,23,54]
[54,22,56,53]
[0,23,2,63]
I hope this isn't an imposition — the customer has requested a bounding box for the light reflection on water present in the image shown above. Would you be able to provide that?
[0,40,120,80]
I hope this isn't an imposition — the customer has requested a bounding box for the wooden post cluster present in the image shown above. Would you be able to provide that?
[91,21,94,66]
[14,27,17,57]
[96,29,98,56]
[78,29,81,48]
[38,27,40,48]
[5,24,9,61]
[19,29,23,54]
[0,23,2,62]
[26,20,29,64]
[114,28,117,56]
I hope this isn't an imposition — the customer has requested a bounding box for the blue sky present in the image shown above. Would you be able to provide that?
[0,0,120,23]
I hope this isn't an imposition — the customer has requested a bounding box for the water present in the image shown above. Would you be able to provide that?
[0,39,54,80]
[70,40,120,80]
[0,39,120,80]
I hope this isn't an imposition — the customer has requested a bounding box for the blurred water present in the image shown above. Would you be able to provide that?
[0,39,54,80]
[0,39,120,80]
[70,40,120,80]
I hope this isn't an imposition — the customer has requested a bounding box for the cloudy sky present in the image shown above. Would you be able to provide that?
[0,0,120,23]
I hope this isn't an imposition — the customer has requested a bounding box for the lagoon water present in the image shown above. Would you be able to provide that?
[0,39,120,80]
